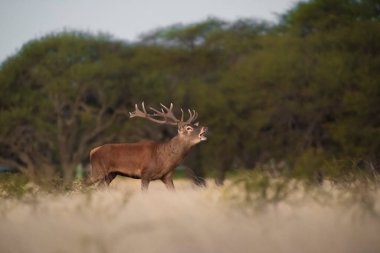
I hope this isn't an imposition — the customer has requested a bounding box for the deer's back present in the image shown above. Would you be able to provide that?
[90,141,158,177]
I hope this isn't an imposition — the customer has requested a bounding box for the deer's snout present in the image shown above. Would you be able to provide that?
[199,126,208,141]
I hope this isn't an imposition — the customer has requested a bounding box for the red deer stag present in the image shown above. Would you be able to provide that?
[87,102,208,190]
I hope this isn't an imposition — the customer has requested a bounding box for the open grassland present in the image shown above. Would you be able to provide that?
[1,177,380,253]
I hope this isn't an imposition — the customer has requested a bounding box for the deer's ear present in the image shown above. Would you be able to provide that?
[194,122,199,127]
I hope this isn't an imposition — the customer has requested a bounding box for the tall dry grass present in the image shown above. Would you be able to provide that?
[0,177,379,253]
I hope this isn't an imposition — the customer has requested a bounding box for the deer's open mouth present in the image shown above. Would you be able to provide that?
[199,127,208,141]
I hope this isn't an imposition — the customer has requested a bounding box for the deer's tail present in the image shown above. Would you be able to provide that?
[85,146,104,187]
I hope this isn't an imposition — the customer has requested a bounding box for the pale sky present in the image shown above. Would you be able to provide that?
[0,0,297,64]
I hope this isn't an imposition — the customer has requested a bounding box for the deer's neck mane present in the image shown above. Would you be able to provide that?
[156,135,193,164]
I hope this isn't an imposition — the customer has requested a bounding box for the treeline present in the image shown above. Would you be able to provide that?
[0,0,379,186]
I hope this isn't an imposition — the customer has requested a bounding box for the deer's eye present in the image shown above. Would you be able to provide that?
[186,126,193,131]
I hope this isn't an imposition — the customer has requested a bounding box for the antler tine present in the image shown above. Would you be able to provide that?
[182,108,198,124]
[159,102,174,112]
[141,101,148,114]
[192,110,198,122]
[130,102,147,118]
[146,103,179,125]
[188,109,193,119]
[194,110,198,121]
[180,108,184,122]
[148,106,163,115]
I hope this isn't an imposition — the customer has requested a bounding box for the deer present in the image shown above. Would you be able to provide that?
[87,102,208,191]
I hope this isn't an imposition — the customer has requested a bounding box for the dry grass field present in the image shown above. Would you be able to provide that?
[1,178,380,253]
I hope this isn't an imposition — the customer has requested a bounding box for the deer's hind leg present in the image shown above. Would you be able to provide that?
[99,172,117,187]
[85,171,105,186]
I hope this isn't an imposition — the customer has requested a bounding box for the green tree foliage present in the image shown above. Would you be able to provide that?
[0,0,379,186]
[0,32,162,185]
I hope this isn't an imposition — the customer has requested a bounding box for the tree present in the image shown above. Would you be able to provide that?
[0,32,135,185]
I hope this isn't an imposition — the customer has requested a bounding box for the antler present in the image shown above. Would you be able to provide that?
[180,108,198,125]
[129,102,198,125]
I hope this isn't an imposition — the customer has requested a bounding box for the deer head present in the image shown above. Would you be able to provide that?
[129,102,208,144]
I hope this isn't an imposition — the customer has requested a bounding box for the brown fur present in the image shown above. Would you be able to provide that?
[87,125,207,190]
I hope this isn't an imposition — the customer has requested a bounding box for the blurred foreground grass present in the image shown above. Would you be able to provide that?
[0,173,30,198]
[1,165,380,215]
[223,170,380,216]
[0,173,379,253]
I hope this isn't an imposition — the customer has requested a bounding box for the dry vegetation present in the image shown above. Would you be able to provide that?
[0,177,380,253]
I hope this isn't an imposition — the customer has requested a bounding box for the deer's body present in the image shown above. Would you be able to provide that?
[89,137,194,188]
[87,102,207,190]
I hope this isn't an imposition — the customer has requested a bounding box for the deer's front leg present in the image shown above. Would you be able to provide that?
[161,173,175,191]
[141,178,150,191]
